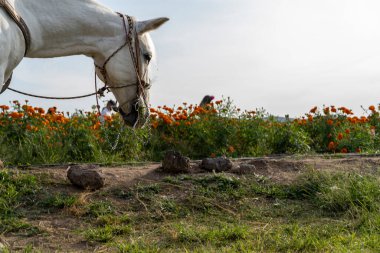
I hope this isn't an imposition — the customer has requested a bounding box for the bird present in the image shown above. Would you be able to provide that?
[199,95,215,107]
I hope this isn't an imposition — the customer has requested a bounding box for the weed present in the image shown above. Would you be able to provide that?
[95,214,131,226]
[114,242,159,253]
[84,224,131,243]
[39,193,77,209]
[136,183,160,196]
[174,223,249,245]
[86,200,115,218]
[0,170,40,233]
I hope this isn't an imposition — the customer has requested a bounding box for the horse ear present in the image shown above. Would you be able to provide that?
[137,17,169,35]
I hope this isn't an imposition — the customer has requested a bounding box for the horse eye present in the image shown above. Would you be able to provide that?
[143,53,152,62]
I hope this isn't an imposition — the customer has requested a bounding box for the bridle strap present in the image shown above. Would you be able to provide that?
[94,13,150,120]
[0,0,31,56]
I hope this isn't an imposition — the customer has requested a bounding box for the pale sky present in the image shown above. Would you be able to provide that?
[2,0,380,116]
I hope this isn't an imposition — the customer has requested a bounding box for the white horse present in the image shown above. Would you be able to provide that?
[0,0,168,127]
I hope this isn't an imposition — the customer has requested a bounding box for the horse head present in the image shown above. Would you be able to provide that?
[95,15,168,128]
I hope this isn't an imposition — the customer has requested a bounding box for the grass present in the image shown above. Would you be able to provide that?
[84,224,132,243]
[0,170,41,234]
[39,192,77,209]
[1,166,380,252]
[111,171,380,252]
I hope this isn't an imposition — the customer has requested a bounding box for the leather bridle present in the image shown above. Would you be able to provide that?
[95,13,151,126]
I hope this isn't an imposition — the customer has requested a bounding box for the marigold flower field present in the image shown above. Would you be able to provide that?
[1,98,380,165]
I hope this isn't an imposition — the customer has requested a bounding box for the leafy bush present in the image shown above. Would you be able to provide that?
[1,100,380,165]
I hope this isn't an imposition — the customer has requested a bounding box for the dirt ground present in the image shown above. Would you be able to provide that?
[28,154,380,187]
[2,154,380,252]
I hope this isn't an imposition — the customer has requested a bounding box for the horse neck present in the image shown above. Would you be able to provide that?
[16,0,124,62]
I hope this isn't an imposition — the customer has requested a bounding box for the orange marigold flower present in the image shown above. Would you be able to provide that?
[228,146,235,153]
[331,106,337,113]
[338,107,353,115]
[345,129,350,134]
[341,148,348,153]
[360,116,368,123]
[165,108,174,114]
[0,105,9,111]
[9,112,23,119]
[356,148,361,153]
[92,122,101,130]
[48,107,57,114]
[369,105,376,112]
[328,141,336,150]
[327,119,334,126]
[307,114,313,122]
[323,107,330,115]
[310,106,317,114]
[337,133,344,140]
[215,100,222,105]
[151,121,159,129]
[104,115,112,122]
[162,115,173,125]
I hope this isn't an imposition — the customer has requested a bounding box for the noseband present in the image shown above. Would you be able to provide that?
[94,13,150,120]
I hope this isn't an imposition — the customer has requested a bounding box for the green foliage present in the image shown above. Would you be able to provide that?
[174,224,249,245]
[39,193,77,209]
[2,100,380,165]
[0,170,40,234]
[86,200,115,218]
[84,224,132,243]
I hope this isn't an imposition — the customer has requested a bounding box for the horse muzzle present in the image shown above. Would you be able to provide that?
[119,100,149,128]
